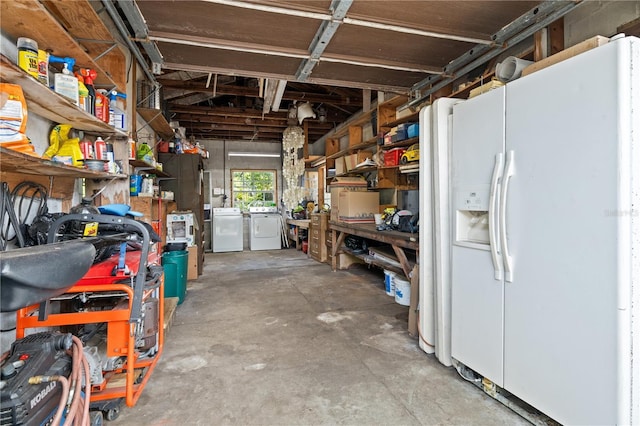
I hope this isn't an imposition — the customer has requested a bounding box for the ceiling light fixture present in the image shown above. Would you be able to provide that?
[296,101,316,124]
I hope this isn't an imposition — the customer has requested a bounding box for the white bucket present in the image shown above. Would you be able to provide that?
[394,276,411,306]
[384,270,396,296]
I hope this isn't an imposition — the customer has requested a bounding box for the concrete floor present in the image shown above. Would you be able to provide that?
[114,249,529,425]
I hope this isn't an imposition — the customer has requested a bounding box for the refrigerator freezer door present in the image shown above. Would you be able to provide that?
[451,87,506,386]
[418,98,463,366]
[431,98,462,366]
[418,105,436,355]
[502,38,638,425]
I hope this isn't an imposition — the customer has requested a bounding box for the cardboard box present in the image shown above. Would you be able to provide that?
[334,156,346,175]
[396,106,414,120]
[330,186,365,222]
[187,245,198,280]
[329,178,368,222]
[345,151,372,171]
[329,176,368,187]
[337,191,379,223]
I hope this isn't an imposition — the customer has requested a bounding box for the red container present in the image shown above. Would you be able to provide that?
[79,139,94,159]
[94,137,107,160]
[384,148,405,166]
[94,92,110,123]
[156,140,169,153]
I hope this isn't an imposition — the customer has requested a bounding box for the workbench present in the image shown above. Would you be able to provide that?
[329,221,418,280]
[286,219,310,250]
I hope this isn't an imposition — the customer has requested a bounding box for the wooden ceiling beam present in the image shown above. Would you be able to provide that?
[159,80,361,106]
[168,104,351,122]
[173,113,333,130]
[168,105,287,118]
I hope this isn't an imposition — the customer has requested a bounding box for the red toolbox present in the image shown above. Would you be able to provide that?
[384,148,406,166]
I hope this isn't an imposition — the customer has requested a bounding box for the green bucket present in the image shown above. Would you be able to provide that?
[162,250,188,304]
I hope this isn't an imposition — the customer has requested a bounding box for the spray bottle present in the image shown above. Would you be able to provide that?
[74,72,90,114]
[79,68,97,115]
[48,55,78,105]
[108,90,127,130]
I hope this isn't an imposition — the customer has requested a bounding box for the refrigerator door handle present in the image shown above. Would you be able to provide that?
[489,152,504,280]
[500,150,515,282]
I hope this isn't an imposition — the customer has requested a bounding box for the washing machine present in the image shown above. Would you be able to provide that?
[249,207,282,251]
[212,208,243,252]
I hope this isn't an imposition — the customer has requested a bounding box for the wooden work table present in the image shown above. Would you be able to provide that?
[329,221,418,279]
[286,219,310,250]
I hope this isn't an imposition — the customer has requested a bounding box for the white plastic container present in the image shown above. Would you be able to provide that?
[383,270,396,296]
[394,276,411,306]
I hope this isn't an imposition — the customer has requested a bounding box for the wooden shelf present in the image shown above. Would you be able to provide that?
[380,112,419,129]
[0,147,127,179]
[129,159,172,178]
[327,138,377,160]
[0,56,127,136]
[334,166,378,178]
[0,0,126,91]
[137,108,174,140]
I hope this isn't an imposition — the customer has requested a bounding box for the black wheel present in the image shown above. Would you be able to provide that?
[104,407,120,421]
[400,156,408,164]
[90,411,104,426]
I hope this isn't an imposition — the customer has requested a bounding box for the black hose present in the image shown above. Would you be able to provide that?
[0,182,26,249]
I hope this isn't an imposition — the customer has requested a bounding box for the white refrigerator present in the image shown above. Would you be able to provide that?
[450,36,639,424]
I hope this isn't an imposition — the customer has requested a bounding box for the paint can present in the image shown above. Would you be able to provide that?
[394,276,411,306]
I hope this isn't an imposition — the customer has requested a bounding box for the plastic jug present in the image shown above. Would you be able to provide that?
[94,137,106,160]
[94,90,110,123]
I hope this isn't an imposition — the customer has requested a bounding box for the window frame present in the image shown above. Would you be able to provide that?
[230,169,278,212]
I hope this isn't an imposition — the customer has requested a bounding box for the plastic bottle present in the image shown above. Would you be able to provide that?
[79,137,94,160]
[49,56,78,105]
[17,37,38,78]
[128,138,136,160]
[75,73,90,113]
[108,90,127,130]
[37,50,49,86]
[80,69,97,115]
[69,197,101,236]
[94,137,107,160]
[69,197,100,215]
[105,142,115,173]
[94,89,110,124]
[136,141,153,162]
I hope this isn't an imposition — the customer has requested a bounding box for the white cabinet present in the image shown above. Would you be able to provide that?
[450,37,640,425]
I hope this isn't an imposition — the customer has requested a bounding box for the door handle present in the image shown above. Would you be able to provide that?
[500,150,514,282]
[489,152,504,280]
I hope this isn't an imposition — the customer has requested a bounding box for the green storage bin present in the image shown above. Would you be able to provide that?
[162,250,188,304]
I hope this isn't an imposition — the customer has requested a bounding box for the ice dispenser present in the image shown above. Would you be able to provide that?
[454,186,491,247]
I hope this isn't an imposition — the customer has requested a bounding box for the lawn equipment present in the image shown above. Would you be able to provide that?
[12,213,165,422]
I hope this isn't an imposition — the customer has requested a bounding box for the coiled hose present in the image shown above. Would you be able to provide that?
[29,335,91,425]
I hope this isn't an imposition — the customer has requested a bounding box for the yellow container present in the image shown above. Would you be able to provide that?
[17,37,38,78]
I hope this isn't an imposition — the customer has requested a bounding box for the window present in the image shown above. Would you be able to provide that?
[231,170,277,211]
